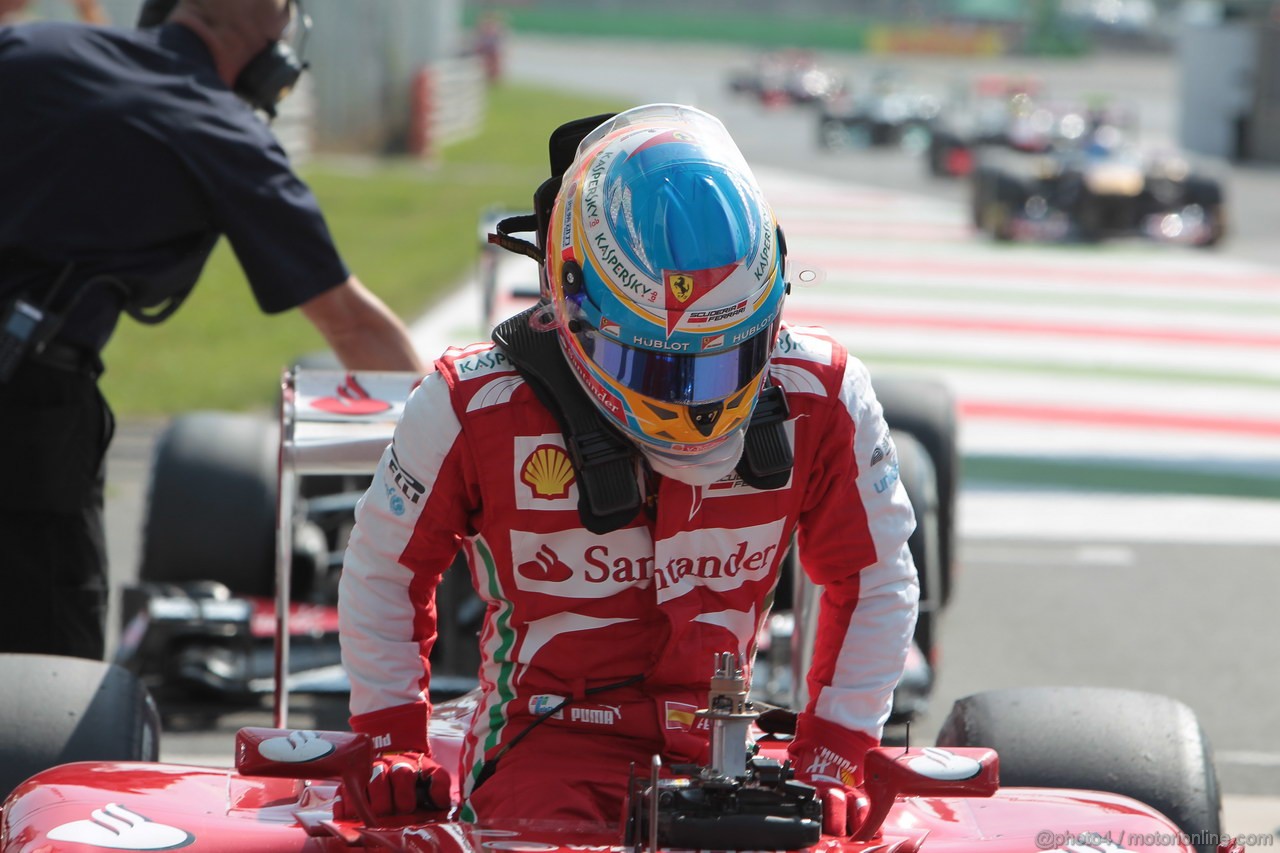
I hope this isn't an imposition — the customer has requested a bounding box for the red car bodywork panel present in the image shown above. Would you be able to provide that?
[3,755,1193,853]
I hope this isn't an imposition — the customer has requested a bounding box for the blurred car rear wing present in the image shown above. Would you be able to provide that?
[274,368,422,726]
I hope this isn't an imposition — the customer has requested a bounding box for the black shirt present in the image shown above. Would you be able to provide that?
[0,21,349,352]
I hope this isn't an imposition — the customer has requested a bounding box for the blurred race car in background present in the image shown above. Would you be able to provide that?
[115,380,483,710]
[816,69,941,152]
[728,49,844,107]
[924,74,1058,177]
[970,111,1226,246]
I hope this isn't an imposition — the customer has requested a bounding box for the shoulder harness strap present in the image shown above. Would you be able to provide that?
[737,384,792,490]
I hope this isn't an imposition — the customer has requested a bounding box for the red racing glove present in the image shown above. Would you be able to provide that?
[788,714,876,837]
[335,751,452,819]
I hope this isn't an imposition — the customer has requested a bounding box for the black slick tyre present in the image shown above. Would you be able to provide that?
[936,686,1224,853]
[140,411,278,596]
[0,654,160,797]
[875,374,959,606]
[891,432,941,664]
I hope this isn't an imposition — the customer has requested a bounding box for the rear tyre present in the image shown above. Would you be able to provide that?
[875,375,958,607]
[140,412,278,596]
[1195,202,1226,248]
[928,133,962,177]
[0,654,160,797]
[927,136,947,176]
[984,173,1026,241]
[1183,177,1226,247]
[969,167,991,228]
[936,687,1224,853]
[892,433,941,665]
[1073,189,1108,243]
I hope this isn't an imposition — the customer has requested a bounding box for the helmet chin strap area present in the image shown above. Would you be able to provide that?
[636,382,792,489]
[638,431,745,487]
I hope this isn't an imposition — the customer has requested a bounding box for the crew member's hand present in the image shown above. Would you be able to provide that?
[335,751,452,819]
[788,714,875,837]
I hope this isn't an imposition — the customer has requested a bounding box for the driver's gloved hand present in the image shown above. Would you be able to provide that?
[788,714,875,837]
[335,751,452,819]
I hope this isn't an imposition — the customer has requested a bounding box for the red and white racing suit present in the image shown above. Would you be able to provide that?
[338,323,919,823]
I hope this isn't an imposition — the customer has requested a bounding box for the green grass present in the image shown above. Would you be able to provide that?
[459,6,1090,57]
[100,83,624,416]
[476,8,873,52]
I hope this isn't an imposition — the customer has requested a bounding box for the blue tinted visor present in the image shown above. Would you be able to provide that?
[575,319,779,405]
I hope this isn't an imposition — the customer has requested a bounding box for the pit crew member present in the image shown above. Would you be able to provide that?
[0,0,425,661]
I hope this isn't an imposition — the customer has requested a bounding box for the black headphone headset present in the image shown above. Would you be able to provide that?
[137,0,309,118]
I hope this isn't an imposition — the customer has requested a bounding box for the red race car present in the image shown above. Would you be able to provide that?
[0,368,1240,853]
[0,659,1242,853]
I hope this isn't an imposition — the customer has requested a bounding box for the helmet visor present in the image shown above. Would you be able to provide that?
[573,320,778,406]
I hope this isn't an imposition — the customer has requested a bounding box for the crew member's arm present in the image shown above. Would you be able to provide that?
[174,102,426,371]
[300,275,426,373]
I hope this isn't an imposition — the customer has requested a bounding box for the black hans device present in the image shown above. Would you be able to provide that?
[137,0,310,118]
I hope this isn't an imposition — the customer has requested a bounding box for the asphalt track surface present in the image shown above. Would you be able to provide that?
[102,36,1279,840]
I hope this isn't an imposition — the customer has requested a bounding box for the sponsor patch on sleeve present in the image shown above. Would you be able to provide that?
[453,348,517,381]
[869,432,895,467]
[387,449,426,510]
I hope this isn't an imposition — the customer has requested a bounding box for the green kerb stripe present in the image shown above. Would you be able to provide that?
[965,455,1279,499]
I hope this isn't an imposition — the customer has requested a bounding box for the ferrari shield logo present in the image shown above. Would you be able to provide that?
[667,272,694,304]
[661,262,740,334]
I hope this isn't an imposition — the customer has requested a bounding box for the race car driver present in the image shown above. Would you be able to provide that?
[337,104,919,834]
